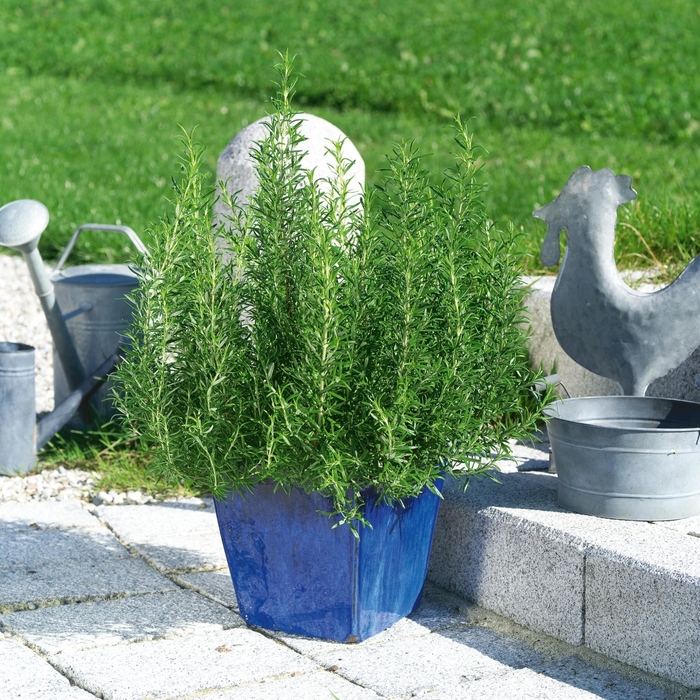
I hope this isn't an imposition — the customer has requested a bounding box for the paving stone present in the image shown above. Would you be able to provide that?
[174,569,238,609]
[439,625,548,671]
[429,469,700,688]
[431,665,671,700]
[201,670,383,700]
[98,501,227,572]
[303,630,514,698]
[0,638,96,699]
[502,441,552,473]
[0,519,128,570]
[52,628,320,700]
[408,581,479,632]
[276,616,431,657]
[653,516,700,541]
[537,655,672,700]
[458,460,700,562]
[585,549,700,689]
[0,499,100,531]
[0,556,177,613]
[1,589,243,655]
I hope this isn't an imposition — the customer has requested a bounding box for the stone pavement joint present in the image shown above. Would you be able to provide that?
[1,489,699,698]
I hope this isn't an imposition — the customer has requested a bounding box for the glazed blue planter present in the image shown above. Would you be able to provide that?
[214,480,444,642]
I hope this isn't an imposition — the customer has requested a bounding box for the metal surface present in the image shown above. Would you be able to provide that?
[534,166,700,396]
[0,343,36,475]
[0,342,120,474]
[0,199,86,393]
[545,396,700,520]
[51,224,147,427]
[35,350,122,451]
[215,481,444,642]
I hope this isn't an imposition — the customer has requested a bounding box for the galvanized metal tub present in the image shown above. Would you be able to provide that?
[545,396,700,520]
[51,264,137,426]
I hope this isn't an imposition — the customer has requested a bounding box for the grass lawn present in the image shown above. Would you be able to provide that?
[1,0,699,273]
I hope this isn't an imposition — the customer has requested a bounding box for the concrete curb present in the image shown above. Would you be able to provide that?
[428,449,700,689]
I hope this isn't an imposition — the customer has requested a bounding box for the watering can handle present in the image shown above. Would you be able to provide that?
[53,224,148,272]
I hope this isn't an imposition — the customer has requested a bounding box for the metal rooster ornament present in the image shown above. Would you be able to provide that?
[534,166,700,396]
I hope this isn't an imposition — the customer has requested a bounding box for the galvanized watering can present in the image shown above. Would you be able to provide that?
[51,223,147,428]
[0,341,121,475]
[0,199,146,472]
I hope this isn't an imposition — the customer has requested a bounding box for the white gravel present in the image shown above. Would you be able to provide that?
[0,254,154,505]
[0,254,54,413]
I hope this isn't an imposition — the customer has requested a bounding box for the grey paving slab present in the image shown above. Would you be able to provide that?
[407,581,477,632]
[536,655,673,700]
[439,624,549,671]
[174,569,238,609]
[0,638,96,699]
[97,500,227,573]
[275,616,431,657]
[52,628,320,700]
[439,666,671,700]
[655,516,700,538]
[0,500,101,531]
[301,630,515,698]
[200,670,383,699]
[429,468,700,689]
[0,555,178,613]
[0,519,128,570]
[585,551,700,690]
[429,478,586,645]
[1,589,243,655]
[455,467,700,568]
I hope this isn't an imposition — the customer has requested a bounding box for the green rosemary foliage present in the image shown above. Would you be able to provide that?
[114,57,547,529]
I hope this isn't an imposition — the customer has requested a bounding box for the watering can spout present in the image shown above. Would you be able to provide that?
[35,349,123,452]
[0,199,86,392]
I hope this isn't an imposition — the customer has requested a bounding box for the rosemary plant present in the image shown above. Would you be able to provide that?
[114,58,546,528]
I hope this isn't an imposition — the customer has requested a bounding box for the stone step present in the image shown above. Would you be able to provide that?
[428,441,700,690]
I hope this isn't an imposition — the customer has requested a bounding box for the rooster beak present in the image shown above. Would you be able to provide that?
[615,175,637,205]
[540,223,562,267]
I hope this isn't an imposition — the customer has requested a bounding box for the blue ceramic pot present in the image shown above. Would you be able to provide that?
[214,480,444,642]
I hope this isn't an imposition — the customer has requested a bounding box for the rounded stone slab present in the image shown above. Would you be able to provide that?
[213,112,365,231]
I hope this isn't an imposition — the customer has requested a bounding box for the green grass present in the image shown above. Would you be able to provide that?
[0,0,699,271]
[39,427,197,498]
[2,0,698,141]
